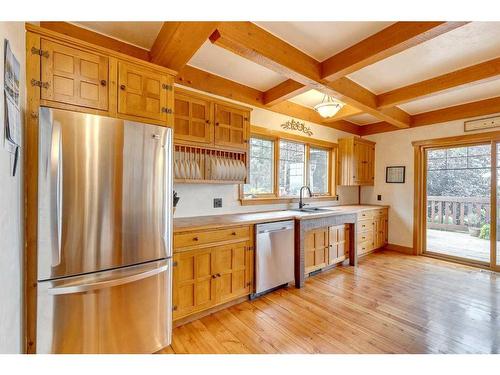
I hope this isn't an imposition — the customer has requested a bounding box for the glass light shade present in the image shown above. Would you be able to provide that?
[314,100,344,118]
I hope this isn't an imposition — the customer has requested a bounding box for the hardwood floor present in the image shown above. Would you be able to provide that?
[158,250,500,354]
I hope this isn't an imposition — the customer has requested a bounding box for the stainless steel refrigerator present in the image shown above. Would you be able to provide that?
[36,107,173,354]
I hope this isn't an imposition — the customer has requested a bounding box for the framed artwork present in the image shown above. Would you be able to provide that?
[386,166,405,183]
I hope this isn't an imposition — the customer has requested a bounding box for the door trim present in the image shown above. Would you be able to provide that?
[413,130,500,271]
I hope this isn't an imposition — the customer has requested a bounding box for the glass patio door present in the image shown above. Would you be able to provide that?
[495,143,500,270]
[425,144,492,265]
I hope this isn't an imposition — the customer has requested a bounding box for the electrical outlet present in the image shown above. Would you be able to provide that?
[213,198,222,208]
[377,194,382,201]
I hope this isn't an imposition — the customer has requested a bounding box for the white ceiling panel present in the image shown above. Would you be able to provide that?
[74,22,162,50]
[346,113,379,125]
[348,22,500,94]
[399,77,500,115]
[255,22,394,61]
[188,41,287,91]
[288,89,327,108]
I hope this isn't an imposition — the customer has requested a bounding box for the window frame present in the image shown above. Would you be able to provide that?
[240,125,337,205]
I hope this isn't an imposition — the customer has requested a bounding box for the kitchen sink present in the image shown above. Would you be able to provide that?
[290,207,336,213]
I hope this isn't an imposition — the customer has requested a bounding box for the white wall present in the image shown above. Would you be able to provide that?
[173,85,359,217]
[361,116,499,248]
[0,22,25,353]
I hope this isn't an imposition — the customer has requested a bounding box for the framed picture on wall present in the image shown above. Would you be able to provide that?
[386,166,405,183]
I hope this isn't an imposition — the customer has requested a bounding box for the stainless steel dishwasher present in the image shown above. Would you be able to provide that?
[252,220,295,297]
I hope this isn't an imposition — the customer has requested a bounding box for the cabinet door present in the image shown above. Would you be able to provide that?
[174,92,213,144]
[304,228,328,274]
[213,242,250,304]
[329,225,349,265]
[214,104,249,150]
[41,39,109,110]
[172,249,216,320]
[118,61,169,122]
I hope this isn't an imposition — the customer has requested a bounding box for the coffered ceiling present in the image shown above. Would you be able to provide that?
[57,21,500,135]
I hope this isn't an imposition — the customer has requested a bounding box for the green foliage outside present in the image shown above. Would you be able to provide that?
[479,224,490,240]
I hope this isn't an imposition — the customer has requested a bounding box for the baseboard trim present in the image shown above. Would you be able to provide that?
[384,243,415,255]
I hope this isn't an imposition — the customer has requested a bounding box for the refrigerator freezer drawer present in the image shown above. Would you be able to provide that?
[36,259,172,354]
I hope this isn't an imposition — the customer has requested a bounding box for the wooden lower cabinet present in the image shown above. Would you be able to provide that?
[305,224,350,275]
[304,228,329,274]
[304,208,389,277]
[357,208,388,256]
[329,224,350,265]
[173,248,216,319]
[172,226,254,321]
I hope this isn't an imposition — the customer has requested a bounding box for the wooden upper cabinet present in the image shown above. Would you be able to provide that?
[118,61,172,122]
[174,92,213,144]
[214,104,249,150]
[40,39,109,110]
[338,137,375,186]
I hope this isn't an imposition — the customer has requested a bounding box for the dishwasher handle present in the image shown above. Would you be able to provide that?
[258,226,292,234]
[256,220,295,234]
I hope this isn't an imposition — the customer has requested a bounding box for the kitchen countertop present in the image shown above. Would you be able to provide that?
[173,204,389,233]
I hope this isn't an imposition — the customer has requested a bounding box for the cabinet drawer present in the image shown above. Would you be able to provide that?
[357,231,373,244]
[357,240,374,255]
[174,226,250,249]
[358,210,374,220]
[357,219,374,233]
[373,208,387,217]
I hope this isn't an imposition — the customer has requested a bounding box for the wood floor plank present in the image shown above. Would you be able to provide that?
[166,251,500,354]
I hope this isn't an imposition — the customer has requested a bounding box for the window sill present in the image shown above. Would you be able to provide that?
[240,195,338,206]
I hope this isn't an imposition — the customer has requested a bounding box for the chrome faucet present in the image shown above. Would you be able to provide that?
[299,186,312,209]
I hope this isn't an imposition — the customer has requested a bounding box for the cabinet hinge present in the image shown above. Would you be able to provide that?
[30,79,49,89]
[172,305,177,311]
[172,261,178,267]
[31,47,49,58]
[162,84,173,91]
[161,107,173,114]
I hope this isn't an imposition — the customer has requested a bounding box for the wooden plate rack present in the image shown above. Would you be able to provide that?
[174,144,248,184]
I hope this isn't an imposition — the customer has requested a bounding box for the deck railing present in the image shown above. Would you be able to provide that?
[427,196,490,232]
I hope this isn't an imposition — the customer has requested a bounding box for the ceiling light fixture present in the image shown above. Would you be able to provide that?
[314,94,344,118]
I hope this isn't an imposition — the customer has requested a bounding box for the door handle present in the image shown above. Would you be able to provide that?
[50,121,63,267]
[47,263,169,295]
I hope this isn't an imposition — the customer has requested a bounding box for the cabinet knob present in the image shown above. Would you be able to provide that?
[120,84,126,91]
[193,236,199,241]
[100,80,107,86]
[231,231,236,236]
[206,120,210,124]
[215,122,220,126]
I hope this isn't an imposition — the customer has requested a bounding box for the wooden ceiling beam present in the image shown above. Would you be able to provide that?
[321,22,468,81]
[150,22,219,71]
[377,57,500,108]
[39,22,151,61]
[210,22,410,128]
[263,79,308,106]
[361,96,500,135]
[411,96,500,127]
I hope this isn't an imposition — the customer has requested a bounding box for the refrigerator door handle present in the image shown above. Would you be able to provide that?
[48,263,169,295]
[50,120,63,267]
